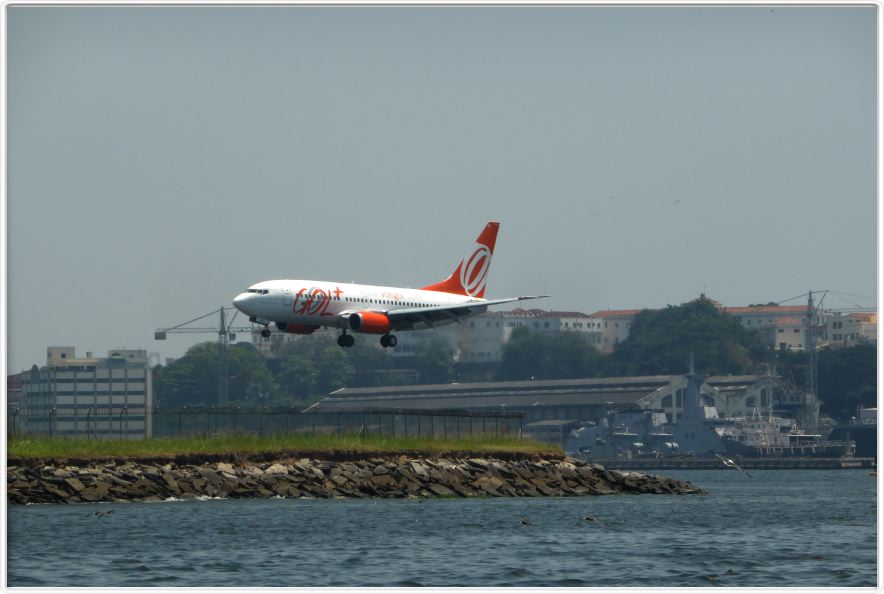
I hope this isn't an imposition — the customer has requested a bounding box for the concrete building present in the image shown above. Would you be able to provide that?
[395,308,599,362]
[760,317,808,351]
[587,309,642,352]
[309,375,703,426]
[20,347,153,439]
[584,299,877,353]
[824,312,877,347]
[311,372,785,421]
[705,375,778,419]
[6,373,23,435]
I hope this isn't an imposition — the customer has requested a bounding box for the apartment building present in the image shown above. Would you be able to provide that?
[824,312,877,347]
[586,309,642,352]
[21,347,153,439]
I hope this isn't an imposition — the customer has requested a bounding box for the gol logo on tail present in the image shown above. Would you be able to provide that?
[459,244,491,297]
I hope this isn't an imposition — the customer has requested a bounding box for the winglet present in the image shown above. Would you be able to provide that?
[420,221,500,298]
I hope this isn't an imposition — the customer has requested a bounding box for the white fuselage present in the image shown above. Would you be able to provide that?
[233,279,482,330]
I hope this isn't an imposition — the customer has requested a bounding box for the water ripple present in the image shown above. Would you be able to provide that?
[7,469,877,587]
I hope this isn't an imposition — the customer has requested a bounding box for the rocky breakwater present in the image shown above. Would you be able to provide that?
[7,457,704,504]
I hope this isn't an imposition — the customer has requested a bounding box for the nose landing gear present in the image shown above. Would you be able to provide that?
[380,334,397,348]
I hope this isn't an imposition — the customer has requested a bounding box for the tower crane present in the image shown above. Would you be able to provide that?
[154,308,256,406]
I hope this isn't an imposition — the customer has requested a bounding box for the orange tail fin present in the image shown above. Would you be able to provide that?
[420,221,499,298]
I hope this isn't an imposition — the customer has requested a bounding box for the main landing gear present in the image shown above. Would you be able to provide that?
[337,332,355,348]
[260,327,271,338]
[337,332,397,348]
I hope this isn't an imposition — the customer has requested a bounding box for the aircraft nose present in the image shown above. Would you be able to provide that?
[233,292,252,311]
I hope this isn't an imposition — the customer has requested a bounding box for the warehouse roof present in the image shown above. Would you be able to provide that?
[305,376,684,413]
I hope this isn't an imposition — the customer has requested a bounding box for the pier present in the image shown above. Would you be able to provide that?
[586,457,876,471]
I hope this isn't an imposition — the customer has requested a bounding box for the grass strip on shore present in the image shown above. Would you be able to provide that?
[7,433,560,460]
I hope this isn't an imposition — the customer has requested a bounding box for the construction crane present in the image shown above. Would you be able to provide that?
[154,308,255,406]
[775,289,876,433]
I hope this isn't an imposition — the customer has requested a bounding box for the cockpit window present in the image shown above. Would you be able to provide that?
[246,289,269,294]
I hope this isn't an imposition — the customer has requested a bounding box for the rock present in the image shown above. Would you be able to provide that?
[6,456,704,503]
[63,477,85,492]
[265,463,289,475]
[370,474,395,489]
[428,483,455,497]
[43,483,71,500]
[242,466,265,478]
[80,488,102,502]
[408,461,430,478]
[161,474,180,492]
[529,479,556,496]
[450,482,474,497]
[467,458,489,470]
[215,462,236,475]
[474,475,504,495]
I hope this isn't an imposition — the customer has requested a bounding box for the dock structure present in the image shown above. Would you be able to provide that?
[586,457,876,471]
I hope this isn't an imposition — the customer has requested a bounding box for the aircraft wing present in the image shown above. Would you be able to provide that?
[384,295,548,331]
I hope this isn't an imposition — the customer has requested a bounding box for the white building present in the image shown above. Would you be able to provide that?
[762,317,808,351]
[21,347,153,439]
[705,375,778,419]
[824,312,877,347]
[587,309,642,353]
[393,308,598,362]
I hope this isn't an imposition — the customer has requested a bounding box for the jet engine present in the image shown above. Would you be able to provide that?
[348,311,392,334]
[275,322,319,335]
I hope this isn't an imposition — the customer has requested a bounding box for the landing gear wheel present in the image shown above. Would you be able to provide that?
[338,333,355,348]
[261,328,271,338]
[380,334,397,348]
[388,334,397,347]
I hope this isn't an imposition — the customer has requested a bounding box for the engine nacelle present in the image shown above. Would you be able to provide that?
[348,311,392,334]
[275,322,319,335]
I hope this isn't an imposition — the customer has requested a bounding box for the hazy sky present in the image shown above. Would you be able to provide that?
[6,5,878,371]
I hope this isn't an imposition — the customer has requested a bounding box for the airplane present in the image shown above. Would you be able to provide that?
[232,221,547,348]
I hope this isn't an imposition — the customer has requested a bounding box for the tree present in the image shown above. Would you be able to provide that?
[273,335,357,401]
[314,344,355,395]
[228,343,275,404]
[156,342,219,406]
[414,337,454,384]
[497,327,605,381]
[156,342,277,407]
[817,344,877,421]
[607,299,770,376]
[346,340,395,387]
[276,357,318,401]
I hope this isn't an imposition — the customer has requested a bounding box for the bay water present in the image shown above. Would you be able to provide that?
[7,469,877,587]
